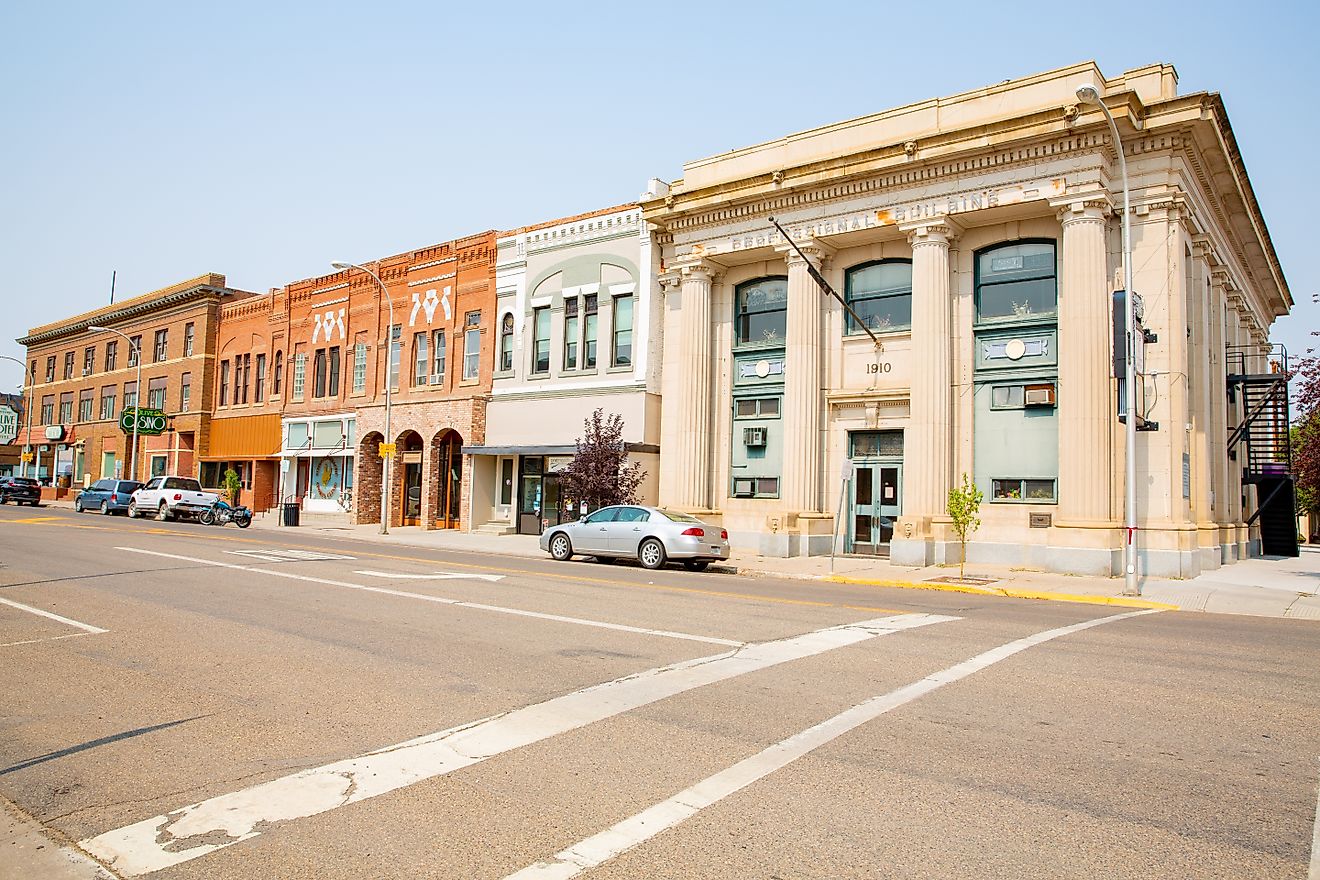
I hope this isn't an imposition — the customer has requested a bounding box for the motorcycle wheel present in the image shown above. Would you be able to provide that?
[235,514,251,529]
[199,509,216,526]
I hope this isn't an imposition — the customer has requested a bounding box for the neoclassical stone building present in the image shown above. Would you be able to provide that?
[642,61,1290,577]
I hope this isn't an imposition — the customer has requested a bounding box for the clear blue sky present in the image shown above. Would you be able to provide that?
[2,0,1316,385]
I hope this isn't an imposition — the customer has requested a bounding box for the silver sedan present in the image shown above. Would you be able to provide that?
[539,505,730,571]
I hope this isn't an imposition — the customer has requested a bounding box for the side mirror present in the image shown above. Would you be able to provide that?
[579,515,588,523]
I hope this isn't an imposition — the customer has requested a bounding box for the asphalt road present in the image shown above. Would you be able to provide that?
[1,503,1317,879]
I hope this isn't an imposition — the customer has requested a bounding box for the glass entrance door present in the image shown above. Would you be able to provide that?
[434,433,463,529]
[401,457,422,526]
[850,464,901,555]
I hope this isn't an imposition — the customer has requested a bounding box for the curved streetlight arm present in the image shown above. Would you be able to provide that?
[88,325,142,483]
[332,262,396,534]
[0,354,35,478]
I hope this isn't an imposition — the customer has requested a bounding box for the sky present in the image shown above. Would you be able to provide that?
[2,0,1317,388]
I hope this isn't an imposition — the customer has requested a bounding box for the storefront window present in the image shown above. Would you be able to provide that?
[845,261,911,334]
[735,277,788,346]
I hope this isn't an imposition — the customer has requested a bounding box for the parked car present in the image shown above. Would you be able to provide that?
[539,505,730,571]
[0,476,41,506]
[128,476,220,521]
[74,479,145,515]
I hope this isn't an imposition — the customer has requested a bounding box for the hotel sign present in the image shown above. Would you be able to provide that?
[120,407,168,436]
[0,404,17,445]
[724,178,1066,252]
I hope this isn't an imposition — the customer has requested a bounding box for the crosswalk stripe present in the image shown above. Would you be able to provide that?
[506,607,1162,879]
[80,612,957,876]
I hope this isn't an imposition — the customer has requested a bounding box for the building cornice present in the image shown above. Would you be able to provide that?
[18,285,237,347]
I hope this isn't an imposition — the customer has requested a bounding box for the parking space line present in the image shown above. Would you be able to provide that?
[0,632,99,649]
[0,596,108,635]
[506,607,1162,880]
[80,611,957,876]
[115,546,742,647]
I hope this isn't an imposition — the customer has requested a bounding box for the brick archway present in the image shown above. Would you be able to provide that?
[355,432,384,525]
[428,429,464,529]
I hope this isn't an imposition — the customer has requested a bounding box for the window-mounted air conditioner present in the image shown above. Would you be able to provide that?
[1024,383,1056,407]
[743,426,767,447]
[733,478,755,497]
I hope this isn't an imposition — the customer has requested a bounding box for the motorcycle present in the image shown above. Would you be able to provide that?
[200,498,253,528]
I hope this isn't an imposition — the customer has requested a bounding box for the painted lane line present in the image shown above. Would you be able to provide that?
[80,611,957,876]
[506,607,1162,880]
[0,596,108,634]
[1310,757,1320,880]
[0,632,99,649]
[115,547,738,647]
[356,569,504,582]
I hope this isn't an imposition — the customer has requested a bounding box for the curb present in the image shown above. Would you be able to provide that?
[822,574,1179,611]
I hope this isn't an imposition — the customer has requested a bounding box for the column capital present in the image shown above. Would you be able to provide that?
[668,254,724,285]
[1191,234,1217,264]
[901,217,961,247]
[775,238,833,267]
[1053,197,1112,226]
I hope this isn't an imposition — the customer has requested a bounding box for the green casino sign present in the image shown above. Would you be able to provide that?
[119,407,168,436]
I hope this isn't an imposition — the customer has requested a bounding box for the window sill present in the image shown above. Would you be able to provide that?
[607,364,632,373]
[845,327,910,338]
[990,498,1058,505]
[459,378,480,387]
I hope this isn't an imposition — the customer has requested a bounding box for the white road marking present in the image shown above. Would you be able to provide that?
[0,596,108,634]
[356,569,504,582]
[0,632,99,649]
[507,607,1162,880]
[1310,757,1320,880]
[80,612,956,876]
[226,549,356,562]
[116,546,739,647]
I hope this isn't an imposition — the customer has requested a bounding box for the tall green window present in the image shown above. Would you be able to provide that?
[845,260,912,334]
[975,242,1057,323]
[735,277,787,347]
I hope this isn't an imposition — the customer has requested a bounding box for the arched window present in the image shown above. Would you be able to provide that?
[735,277,787,346]
[499,313,515,372]
[845,261,912,334]
[975,242,1057,323]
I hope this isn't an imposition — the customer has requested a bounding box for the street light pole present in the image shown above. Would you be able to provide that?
[1077,83,1140,597]
[0,355,34,477]
[88,326,141,483]
[331,261,394,535]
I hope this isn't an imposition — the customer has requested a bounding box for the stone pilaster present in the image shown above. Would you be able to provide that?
[1209,267,1232,544]
[779,242,829,513]
[666,258,719,510]
[903,219,958,523]
[1055,199,1114,525]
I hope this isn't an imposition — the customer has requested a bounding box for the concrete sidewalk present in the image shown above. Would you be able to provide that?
[236,509,1320,620]
[1,796,117,880]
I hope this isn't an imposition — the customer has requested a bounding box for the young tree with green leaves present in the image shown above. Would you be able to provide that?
[946,472,983,580]
[559,408,646,514]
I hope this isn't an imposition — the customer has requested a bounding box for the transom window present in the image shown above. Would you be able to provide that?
[734,397,780,418]
[975,242,1057,323]
[845,261,912,334]
[735,277,787,347]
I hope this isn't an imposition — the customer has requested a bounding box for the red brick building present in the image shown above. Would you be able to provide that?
[17,274,254,495]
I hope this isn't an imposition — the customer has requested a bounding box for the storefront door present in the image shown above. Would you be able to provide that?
[434,432,462,529]
[401,453,422,526]
[850,464,901,556]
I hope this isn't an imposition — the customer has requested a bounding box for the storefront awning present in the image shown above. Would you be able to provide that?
[463,442,659,456]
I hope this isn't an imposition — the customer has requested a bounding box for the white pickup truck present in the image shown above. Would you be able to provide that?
[128,476,220,521]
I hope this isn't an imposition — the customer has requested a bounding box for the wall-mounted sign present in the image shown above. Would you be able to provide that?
[547,455,574,474]
[0,405,17,445]
[119,407,168,436]
[44,425,65,441]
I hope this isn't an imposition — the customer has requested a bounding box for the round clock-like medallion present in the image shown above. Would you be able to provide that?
[755,359,771,378]
[1005,338,1027,361]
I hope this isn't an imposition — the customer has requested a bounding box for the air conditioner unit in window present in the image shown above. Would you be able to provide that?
[743,427,766,447]
[1024,383,1056,407]
[81,369,91,376]
[733,478,755,497]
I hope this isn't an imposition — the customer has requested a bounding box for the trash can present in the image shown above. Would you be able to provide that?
[282,502,301,527]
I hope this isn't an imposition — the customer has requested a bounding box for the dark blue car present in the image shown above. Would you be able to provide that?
[75,479,145,515]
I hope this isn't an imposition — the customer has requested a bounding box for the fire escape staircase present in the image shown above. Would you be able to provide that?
[1226,344,1298,557]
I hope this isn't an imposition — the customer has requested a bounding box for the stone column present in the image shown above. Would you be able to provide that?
[780,242,828,513]
[667,259,718,510]
[903,219,958,523]
[1055,200,1114,525]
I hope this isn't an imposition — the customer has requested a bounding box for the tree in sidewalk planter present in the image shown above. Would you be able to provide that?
[223,468,242,506]
[946,472,983,581]
[559,408,646,515]
[1292,311,1320,536]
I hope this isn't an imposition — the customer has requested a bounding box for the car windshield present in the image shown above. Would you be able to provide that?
[657,509,702,523]
[163,478,202,491]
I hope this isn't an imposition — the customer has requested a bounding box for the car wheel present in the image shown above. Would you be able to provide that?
[0,494,7,504]
[157,502,170,522]
[638,538,667,570]
[683,560,710,572]
[101,501,111,515]
[549,532,573,561]
[127,500,137,518]
[74,499,82,513]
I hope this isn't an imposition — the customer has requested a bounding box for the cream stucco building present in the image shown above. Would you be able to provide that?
[467,204,663,534]
[642,61,1292,577]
